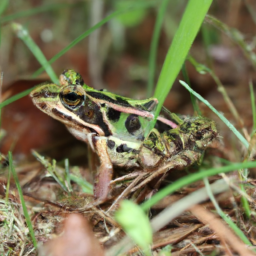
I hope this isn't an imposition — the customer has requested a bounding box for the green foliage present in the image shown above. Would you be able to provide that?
[115,200,152,255]
[146,0,213,135]
[204,178,252,245]
[8,152,37,248]
[12,23,59,84]
[0,3,72,24]
[32,150,70,192]
[250,81,256,133]
[115,1,147,27]
[70,172,93,194]
[141,161,256,211]
[0,0,8,16]
[32,0,157,78]
[179,80,249,148]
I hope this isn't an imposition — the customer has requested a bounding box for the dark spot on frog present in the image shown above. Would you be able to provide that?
[75,99,112,136]
[75,73,84,85]
[75,78,84,85]
[142,100,156,111]
[107,108,121,122]
[137,134,145,141]
[116,144,133,153]
[116,96,131,107]
[132,149,140,154]
[180,121,192,132]
[107,140,115,149]
[31,91,58,99]
[87,92,132,107]
[186,138,196,150]
[52,108,85,128]
[195,130,203,140]
[125,114,141,135]
[38,102,47,110]
[155,120,172,133]
[170,134,183,152]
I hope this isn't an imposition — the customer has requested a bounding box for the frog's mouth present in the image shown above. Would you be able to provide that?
[30,83,62,115]
[30,84,106,136]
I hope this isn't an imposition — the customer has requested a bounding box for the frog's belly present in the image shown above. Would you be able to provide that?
[106,137,141,168]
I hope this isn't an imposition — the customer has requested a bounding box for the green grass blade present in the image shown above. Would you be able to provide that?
[115,200,152,256]
[204,178,252,245]
[8,152,37,248]
[179,80,249,148]
[32,1,157,78]
[147,0,170,97]
[244,1,256,26]
[69,174,93,194]
[0,0,8,16]
[12,23,58,84]
[5,155,11,203]
[0,86,36,110]
[32,151,69,192]
[0,0,8,50]
[239,182,251,219]
[151,0,213,131]
[250,81,256,133]
[141,161,256,211]
[0,3,72,24]
[0,71,3,127]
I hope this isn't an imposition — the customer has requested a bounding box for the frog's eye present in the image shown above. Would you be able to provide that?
[61,87,85,108]
[125,114,141,135]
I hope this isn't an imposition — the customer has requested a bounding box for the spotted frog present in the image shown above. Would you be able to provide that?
[30,70,217,200]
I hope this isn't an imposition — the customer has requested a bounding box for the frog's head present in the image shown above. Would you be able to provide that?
[181,117,218,149]
[30,82,109,136]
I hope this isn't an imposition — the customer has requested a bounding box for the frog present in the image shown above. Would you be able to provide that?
[30,70,217,200]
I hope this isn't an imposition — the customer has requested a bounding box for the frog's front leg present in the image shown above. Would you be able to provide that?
[93,138,113,200]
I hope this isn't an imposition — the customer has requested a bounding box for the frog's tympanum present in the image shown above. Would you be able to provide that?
[30,70,217,200]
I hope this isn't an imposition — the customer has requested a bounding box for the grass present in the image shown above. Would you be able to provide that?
[141,161,256,211]
[180,80,249,148]
[250,81,256,133]
[12,23,59,84]
[152,0,213,131]
[204,178,252,246]
[8,152,37,248]
[32,0,158,78]
[0,3,73,25]
[1,0,256,255]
